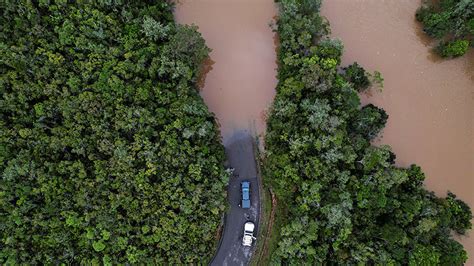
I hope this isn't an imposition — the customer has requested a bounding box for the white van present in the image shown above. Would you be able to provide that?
[242,222,256,246]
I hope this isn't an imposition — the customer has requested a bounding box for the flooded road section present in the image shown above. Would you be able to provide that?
[322,0,474,262]
[174,0,277,145]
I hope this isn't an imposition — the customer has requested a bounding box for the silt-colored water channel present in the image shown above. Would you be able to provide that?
[174,0,278,145]
[176,0,474,261]
[321,0,474,262]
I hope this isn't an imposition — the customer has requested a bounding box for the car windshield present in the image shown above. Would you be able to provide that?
[244,222,254,232]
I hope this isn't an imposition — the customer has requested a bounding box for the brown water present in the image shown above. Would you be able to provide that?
[174,0,278,145]
[321,0,474,262]
[175,0,473,262]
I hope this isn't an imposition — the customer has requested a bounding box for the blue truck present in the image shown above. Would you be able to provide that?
[241,181,250,209]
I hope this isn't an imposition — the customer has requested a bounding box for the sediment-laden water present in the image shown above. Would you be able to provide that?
[175,0,278,145]
[176,0,473,261]
[322,0,474,261]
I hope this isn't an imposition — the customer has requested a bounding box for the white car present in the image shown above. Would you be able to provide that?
[242,222,256,246]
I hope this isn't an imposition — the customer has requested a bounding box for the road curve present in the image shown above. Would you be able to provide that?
[211,131,260,266]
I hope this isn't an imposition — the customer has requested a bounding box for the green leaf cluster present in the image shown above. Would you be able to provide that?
[265,0,472,264]
[0,1,227,264]
[416,0,474,58]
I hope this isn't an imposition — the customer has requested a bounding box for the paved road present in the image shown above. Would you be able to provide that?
[211,131,260,266]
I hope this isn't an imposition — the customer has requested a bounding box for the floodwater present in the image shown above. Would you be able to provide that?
[175,0,473,262]
[321,0,474,262]
[174,0,278,145]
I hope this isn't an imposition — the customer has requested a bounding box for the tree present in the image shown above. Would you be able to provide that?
[416,0,474,58]
[265,0,472,264]
[349,104,388,140]
[0,1,227,264]
[343,62,371,92]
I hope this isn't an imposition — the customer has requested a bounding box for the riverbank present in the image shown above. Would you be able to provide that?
[321,1,473,263]
[174,0,472,263]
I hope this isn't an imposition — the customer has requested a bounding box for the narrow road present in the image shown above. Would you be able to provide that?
[211,131,260,266]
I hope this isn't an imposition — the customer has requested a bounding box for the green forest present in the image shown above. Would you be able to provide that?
[264,0,472,264]
[1,0,472,264]
[0,1,228,264]
[416,0,474,57]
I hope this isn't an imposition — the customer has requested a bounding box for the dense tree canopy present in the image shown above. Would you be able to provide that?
[265,0,472,264]
[0,1,228,264]
[416,0,474,57]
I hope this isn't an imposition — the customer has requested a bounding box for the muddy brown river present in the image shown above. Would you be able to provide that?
[174,0,277,145]
[322,0,474,262]
[175,0,473,262]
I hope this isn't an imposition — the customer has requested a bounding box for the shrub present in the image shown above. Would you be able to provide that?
[437,39,470,57]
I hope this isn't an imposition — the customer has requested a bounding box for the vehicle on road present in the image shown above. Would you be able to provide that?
[241,181,250,209]
[242,221,256,246]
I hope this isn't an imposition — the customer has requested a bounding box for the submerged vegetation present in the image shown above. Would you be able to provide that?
[416,0,474,58]
[0,1,227,264]
[264,0,472,264]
